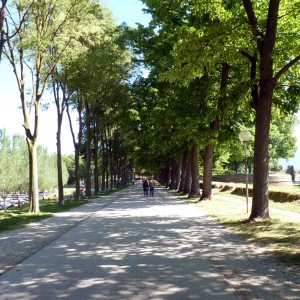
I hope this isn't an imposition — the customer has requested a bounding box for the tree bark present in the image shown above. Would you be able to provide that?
[100,130,106,191]
[66,95,83,201]
[74,143,81,201]
[28,140,39,212]
[7,31,40,212]
[250,84,272,220]
[178,148,189,193]
[158,168,167,186]
[170,158,180,190]
[53,79,65,205]
[93,121,100,194]
[188,145,200,198]
[165,160,171,189]
[243,0,281,220]
[84,100,92,198]
[105,129,109,190]
[183,153,192,195]
[109,136,113,189]
[200,145,214,200]
[56,119,64,205]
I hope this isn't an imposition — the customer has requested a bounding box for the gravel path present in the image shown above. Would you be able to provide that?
[0,184,299,299]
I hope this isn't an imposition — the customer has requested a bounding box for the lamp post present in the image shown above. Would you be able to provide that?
[239,129,252,213]
[132,168,135,185]
[91,164,95,195]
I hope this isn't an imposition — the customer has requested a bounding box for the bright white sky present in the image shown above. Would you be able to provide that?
[0,1,299,169]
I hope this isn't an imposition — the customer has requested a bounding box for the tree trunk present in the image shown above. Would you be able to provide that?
[25,96,41,213]
[66,95,83,201]
[175,161,181,190]
[109,138,113,189]
[101,131,106,191]
[93,121,100,194]
[183,154,191,195]
[56,122,64,205]
[170,158,180,190]
[178,148,189,193]
[200,145,214,200]
[28,140,39,212]
[158,168,166,186]
[74,143,81,200]
[242,0,282,220]
[188,145,201,198]
[84,100,92,198]
[52,78,66,206]
[250,85,272,220]
[105,129,109,190]
[165,160,171,189]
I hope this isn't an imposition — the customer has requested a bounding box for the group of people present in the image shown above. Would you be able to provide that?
[142,177,155,197]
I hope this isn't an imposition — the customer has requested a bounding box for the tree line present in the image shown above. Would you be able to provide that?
[0,130,68,195]
[1,0,135,212]
[0,1,299,221]
[123,0,299,221]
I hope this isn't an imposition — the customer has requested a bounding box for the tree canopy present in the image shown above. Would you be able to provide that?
[0,0,299,220]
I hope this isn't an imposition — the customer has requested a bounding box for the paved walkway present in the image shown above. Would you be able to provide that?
[0,183,299,299]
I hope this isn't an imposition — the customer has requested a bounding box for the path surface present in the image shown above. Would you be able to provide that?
[0,183,299,299]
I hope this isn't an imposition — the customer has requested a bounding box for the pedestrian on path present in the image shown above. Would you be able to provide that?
[149,177,155,197]
[142,177,149,197]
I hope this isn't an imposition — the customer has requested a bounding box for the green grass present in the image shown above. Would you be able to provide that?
[214,188,300,213]
[169,188,300,271]
[270,184,300,193]
[0,186,126,234]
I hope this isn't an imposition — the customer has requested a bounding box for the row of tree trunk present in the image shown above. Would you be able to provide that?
[156,145,203,199]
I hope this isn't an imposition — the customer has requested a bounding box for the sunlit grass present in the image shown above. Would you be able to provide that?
[213,188,300,213]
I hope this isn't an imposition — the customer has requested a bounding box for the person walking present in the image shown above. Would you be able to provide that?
[149,177,155,197]
[142,177,149,197]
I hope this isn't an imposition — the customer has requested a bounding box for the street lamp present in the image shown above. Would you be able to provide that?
[91,164,95,194]
[132,168,135,185]
[239,129,252,213]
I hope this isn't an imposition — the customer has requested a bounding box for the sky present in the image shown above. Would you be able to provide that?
[0,1,299,169]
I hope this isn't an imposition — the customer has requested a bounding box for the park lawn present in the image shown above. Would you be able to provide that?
[176,190,300,271]
[214,188,300,214]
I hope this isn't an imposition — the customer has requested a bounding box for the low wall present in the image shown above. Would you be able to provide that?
[212,174,293,187]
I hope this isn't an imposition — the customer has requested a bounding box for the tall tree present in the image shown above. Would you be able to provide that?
[242,0,300,219]
[4,0,105,211]
[140,0,300,220]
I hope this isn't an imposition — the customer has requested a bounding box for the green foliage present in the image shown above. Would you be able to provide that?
[0,130,28,194]
[132,0,300,179]
[0,130,69,194]
[37,147,69,191]
[269,112,297,162]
